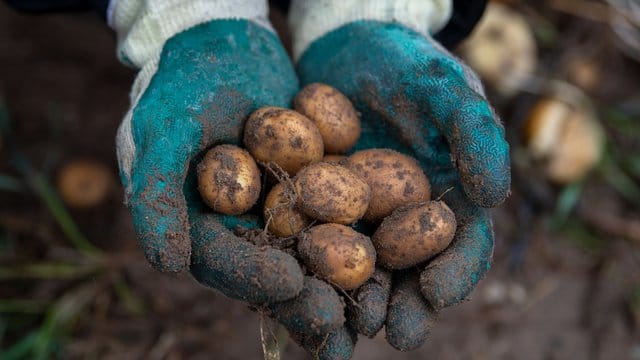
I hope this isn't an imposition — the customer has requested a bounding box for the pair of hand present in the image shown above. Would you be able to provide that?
[122,19,509,357]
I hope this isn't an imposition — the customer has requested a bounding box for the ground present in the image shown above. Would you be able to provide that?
[1,2,639,360]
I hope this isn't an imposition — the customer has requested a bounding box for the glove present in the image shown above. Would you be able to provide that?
[289,0,510,353]
[112,0,345,350]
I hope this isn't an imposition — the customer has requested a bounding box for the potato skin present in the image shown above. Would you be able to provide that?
[373,201,456,269]
[322,154,347,164]
[294,162,370,225]
[56,159,113,208]
[197,144,261,215]
[263,182,311,237]
[293,83,361,154]
[345,149,431,221]
[243,106,324,175]
[298,224,376,290]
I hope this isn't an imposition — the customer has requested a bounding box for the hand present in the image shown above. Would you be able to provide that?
[116,19,345,346]
[295,21,510,352]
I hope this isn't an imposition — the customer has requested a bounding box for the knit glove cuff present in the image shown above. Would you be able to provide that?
[288,0,452,60]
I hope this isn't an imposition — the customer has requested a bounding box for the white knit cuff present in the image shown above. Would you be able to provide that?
[108,0,273,69]
[288,0,453,61]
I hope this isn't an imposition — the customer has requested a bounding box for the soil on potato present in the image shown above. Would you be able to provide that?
[1,3,639,360]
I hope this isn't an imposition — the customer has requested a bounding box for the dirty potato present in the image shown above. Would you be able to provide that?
[263,182,311,237]
[56,159,114,208]
[294,162,370,225]
[345,149,431,221]
[373,201,456,269]
[243,106,324,175]
[197,144,261,215]
[298,223,376,290]
[321,154,346,164]
[294,83,361,154]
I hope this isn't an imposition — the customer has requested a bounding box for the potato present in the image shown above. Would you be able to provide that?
[294,83,361,154]
[294,162,370,225]
[345,149,431,221]
[321,154,346,164]
[372,201,456,269]
[197,144,261,215]
[243,106,324,175]
[263,182,311,237]
[458,3,536,96]
[56,159,114,208]
[524,97,603,184]
[298,223,376,290]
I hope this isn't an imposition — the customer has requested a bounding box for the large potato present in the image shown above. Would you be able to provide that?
[243,106,324,175]
[298,223,376,290]
[345,149,431,221]
[372,201,456,269]
[197,144,261,215]
[294,162,370,225]
[263,182,311,237]
[293,83,361,154]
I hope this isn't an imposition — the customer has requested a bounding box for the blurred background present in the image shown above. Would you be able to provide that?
[1,0,639,359]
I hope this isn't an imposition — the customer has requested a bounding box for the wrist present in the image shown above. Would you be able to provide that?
[288,0,452,61]
[109,0,273,68]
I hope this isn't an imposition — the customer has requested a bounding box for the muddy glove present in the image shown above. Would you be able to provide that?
[290,0,510,354]
[113,0,344,341]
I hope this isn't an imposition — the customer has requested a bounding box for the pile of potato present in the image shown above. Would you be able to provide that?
[196,83,457,292]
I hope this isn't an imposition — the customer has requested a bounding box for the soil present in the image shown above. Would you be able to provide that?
[1,3,639,360]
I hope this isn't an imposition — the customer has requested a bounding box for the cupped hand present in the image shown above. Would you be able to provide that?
[116,19,346,345]
[295,20,510,352]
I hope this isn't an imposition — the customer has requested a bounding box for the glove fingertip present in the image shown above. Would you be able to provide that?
[385,273,437,352]
[419,211,493,309]
[190,217,304,304]
[456,136,511,209]
[347,267,392,337]
[270,276,345,336]
[130,194,192,274]
[291,326,356,360]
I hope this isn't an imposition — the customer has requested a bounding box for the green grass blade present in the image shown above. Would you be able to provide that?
[0,262,99,280]
[0,299,47,314]
[551,181,584,230]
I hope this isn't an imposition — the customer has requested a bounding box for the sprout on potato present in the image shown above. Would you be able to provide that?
[263,182,311,237]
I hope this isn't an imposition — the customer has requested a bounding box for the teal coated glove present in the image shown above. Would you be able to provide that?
[116,19,345,340]
[295,21,510,352]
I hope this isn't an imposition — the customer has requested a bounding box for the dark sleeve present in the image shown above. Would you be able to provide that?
[434,0,487,49]
[3,0,110,19]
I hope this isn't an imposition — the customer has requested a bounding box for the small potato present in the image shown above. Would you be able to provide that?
[243,106,324,175]
[197,144,261,215]
[345,149,431,221]
[263,182,311,237]
[295,162,370,225]
[321,154,346,164]
[373,201,456,269]
[56,159,114,208]
[294,83,361,154]
[298,223,376,290]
